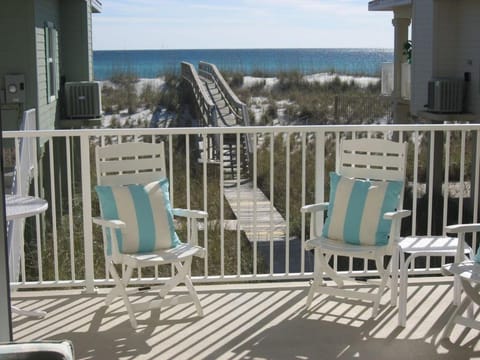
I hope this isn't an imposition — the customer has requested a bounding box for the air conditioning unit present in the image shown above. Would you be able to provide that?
[64,81,102,118]
[427,78,464,113]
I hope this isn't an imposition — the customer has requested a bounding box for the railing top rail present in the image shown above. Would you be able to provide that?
[4,123,480,138]
[199,61,245,107]
[181,61,215,108]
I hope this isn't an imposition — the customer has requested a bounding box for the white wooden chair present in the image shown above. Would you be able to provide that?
[442,223,480,339]
[93,141,207,329]
[301,138,410,317]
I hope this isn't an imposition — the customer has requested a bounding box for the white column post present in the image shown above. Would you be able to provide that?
[392,15,411,124]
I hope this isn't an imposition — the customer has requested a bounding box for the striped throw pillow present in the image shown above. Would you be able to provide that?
[95,178,180,255]
[322,172,403,246]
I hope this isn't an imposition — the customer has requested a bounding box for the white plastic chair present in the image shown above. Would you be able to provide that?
[442,223,480,339]
[93,141,207,329]
[301,138,410,317]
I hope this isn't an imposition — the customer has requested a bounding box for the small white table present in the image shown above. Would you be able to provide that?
[397,236,470,327]
[5,194,48,318]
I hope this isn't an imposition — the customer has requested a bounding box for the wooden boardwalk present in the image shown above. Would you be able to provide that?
[224,182,286,243]
[201,78,238,127]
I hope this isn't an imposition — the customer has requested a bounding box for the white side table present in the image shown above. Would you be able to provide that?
[5,195,48,318]
[397,236,470,327]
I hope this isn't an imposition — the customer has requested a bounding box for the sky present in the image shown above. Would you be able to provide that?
[92,0,394,50]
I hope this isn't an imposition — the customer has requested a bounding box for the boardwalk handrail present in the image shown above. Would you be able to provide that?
[198,61,250,127]
[198,61,252,168]
[181,61,217,127]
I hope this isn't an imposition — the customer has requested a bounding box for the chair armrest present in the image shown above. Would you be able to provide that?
[301,203,329,240]
[445,223,480,234]
[301,202,329,214]
[383,210,411,220]
[172,209,207,247]
[92,217,126,229]
[445,223,480,261]
[172,208,208,219]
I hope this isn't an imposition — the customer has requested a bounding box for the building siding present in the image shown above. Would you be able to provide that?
[34,0,61,130]
[434,1,458,77]
[0,0,37,130]
[455,0,480,114]
[410,0,434,114]
[87,0,94,80]
[411,0,480,116]
[60,0,91,82]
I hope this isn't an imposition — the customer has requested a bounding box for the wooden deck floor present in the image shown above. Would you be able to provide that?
[10,278,480,360]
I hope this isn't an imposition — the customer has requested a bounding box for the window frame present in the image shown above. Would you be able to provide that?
[45,22,58,103]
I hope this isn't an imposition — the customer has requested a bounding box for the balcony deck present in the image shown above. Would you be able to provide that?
[4,124,480,357]
[11,278,480,360]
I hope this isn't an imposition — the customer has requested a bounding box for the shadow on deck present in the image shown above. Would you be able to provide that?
[10,279,480,359]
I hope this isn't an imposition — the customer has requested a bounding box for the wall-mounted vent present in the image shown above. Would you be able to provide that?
[427,79,464,113]
[65,81,102,119]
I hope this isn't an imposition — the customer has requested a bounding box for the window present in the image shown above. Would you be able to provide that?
[45,22,58,103]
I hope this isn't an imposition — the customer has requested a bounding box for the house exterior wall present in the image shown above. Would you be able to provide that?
[411,0,480,116]
[454,0,480,114]
[0,0,96,132]
[410,0,434,115]
[87,1,94,80]
[0,1,36,130]
[60,0,93,82]
[34,0,61,130]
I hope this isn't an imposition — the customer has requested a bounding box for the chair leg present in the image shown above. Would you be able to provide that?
[159,265,189,298]
[442,281,480,339]
[105,263,133,304]
[107,263,138,329]
[398,252,412,327]
[306,249,323,309]
[442,294,472,339]
[372,255,388,317]
[390,248,399,307]
[154,259,203,317]
[453,274,461,306]
[177,259,203,316]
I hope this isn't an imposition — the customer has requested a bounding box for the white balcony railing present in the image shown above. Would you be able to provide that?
[4,124,480,293]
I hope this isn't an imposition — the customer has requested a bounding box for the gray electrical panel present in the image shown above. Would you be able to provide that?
[4,74,25,104]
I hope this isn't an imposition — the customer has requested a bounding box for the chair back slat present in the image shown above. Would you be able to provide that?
[99,172,166,187]
[338,139,407,182]
[98,158,165,175]
[96,142,167,186]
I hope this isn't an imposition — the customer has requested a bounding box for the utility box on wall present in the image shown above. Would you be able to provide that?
[427,79,465,113]
[64,81,102,119]
[4,74,25,104]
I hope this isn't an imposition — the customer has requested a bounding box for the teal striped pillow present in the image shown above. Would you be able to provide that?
[95,178,180,255]
[322,172,403,246]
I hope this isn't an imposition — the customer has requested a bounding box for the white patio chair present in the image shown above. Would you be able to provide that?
[93,141,207,329]
[442,223,480,339]
[301,138,410,317]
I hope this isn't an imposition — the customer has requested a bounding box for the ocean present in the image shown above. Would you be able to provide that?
[93,48,393,81]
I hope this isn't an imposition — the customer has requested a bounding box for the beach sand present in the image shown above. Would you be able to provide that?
[101,72,379,94]
[243,73,379,89]
[101,72,380,127]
